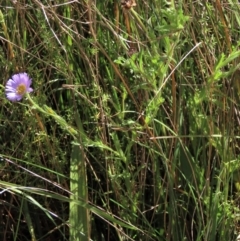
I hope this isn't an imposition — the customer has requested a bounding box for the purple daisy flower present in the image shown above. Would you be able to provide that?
[5,72,33,102]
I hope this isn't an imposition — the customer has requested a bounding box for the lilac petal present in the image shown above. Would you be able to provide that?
[6,93,22,102]
[6,80,17,89]
[5,72,33,102]
[27,87,33,93]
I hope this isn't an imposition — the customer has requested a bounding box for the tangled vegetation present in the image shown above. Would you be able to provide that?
[0,1,240,241]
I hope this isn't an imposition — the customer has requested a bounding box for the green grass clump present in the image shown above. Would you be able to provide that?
[0,1,240,240]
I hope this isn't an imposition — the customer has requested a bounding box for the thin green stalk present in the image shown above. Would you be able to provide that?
[22,199,37,241]
[70,144,90,241]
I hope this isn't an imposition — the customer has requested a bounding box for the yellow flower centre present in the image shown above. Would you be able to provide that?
[16,84,27,95]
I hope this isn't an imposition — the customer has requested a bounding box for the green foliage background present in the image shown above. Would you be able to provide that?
[0,1,240,241]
